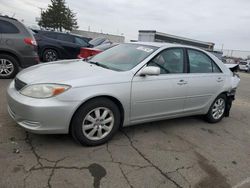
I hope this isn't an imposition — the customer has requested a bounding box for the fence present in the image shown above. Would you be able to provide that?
[215,49,250,59]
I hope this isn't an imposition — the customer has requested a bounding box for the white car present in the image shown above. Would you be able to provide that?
[239,61,250,72]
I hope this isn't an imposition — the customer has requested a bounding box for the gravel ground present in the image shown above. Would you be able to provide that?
[0,72,250,188]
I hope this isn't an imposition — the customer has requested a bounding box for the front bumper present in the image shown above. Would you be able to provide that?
[7,81,79,134]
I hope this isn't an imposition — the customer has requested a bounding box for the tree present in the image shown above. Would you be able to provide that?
[38,0,78,31]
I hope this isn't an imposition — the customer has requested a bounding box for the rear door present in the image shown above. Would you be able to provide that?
[56,33,79,59]
[131,48,188,123]
[184,49,225,113]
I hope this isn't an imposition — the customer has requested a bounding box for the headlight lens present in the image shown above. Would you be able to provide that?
[20,84,71,98]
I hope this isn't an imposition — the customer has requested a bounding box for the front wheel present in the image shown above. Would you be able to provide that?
[205,94,226,123]
[71,98,121,146]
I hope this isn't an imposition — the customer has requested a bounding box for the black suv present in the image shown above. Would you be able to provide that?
[33,30,92,62]
[0,16,39,79]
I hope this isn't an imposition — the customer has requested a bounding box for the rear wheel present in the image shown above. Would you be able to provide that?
[71,98,121,146]
[42,49,58,62]
[0,54,19,79]
[205,94,226,123]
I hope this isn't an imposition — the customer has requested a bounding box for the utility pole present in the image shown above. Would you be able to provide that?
[38,7,45,14]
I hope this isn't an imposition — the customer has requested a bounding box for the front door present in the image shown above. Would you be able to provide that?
[131,48,188,123]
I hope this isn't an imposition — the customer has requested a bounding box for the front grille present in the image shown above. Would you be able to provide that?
[14,78,27,91]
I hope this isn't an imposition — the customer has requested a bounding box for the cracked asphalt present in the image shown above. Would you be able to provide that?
[0,72,250,188]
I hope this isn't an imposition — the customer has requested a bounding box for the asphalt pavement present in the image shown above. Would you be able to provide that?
[0,72,250,188]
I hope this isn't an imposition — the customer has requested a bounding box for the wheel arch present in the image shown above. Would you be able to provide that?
[206,91,232,117]
[69,95,125,133]
[42,47,60,60]
[0,50,20,66]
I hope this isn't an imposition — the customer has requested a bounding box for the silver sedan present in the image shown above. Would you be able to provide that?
[7,42,240,146]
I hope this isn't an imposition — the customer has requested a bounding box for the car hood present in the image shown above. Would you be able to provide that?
[17,59,132,87]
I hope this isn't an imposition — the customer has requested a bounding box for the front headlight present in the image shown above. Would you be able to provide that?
[20,84,71,98]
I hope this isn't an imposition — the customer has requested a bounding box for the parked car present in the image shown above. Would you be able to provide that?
[33,30,92,62]
[78,43,118,59]
[238,60,250,72]
[7,42,240,146]
[0,16,39,79]
[89,37,112,47]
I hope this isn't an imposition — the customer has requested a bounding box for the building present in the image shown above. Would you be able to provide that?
[71,30,125,43]
[138,30,214,51]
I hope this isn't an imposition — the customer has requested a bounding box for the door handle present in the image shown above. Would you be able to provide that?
[177,79,188,85]
[216,77,224,82]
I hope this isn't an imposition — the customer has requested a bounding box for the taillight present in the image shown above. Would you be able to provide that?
[24,38,37,46]
[78,48,102,59]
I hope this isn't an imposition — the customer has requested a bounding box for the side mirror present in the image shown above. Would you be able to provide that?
[139,66,160,76]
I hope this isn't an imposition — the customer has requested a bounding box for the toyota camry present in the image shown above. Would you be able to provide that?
[7,42,240,146]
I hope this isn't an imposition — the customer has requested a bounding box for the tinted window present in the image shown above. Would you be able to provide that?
[57,34,74,43]
[43,32,57,39]
[0,20,19,33]
[74,37,88,46]
[148,48,184,74]
[90,44,158,71]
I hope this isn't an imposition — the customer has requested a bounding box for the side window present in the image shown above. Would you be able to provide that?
[148,48,184,74]
[213,63,222,73]
[187,49,222,73]
[188,49,213,73]
[0,20,19,34]
[57,34,74,43]
[44,33,57,39]
[74,37,88,46]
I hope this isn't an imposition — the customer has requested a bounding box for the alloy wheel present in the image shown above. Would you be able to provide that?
[82,107,114,141]
[212,98,225,120]
[45,50,57,62]
[0,59,14,76]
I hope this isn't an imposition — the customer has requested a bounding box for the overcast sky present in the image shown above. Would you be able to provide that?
[1,0,250,52]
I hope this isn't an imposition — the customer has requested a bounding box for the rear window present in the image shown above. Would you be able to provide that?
[89,38,106,46]
[0,20,19,34]
[95,43,118,51]
[74,37,88,46]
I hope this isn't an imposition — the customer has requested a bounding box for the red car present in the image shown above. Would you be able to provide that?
[78,43,118,59]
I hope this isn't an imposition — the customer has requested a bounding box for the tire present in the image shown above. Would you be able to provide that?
[71,98,121,146]
[205,94,226,123]
[42,49,58,62]
[0,54,19,79]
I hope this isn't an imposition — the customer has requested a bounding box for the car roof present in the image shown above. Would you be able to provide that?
[128,41,206,50]
[0,15,18,21]
[34,30,87,38]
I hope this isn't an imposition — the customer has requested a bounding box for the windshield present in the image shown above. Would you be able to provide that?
[89,43,158,71]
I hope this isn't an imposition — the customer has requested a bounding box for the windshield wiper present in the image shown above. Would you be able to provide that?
[88,61,110,70]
